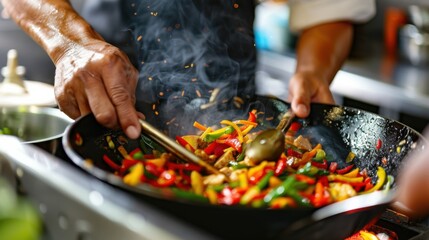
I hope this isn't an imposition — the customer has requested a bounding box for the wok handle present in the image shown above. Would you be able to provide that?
[139,119,229,180]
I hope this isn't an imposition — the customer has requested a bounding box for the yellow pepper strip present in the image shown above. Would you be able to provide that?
[269,197,295,208]
[343,168,360,178]
[193,121,208,131]
[205,187,218,204]
[106,135,115,149]
[345,151,356,163]
[238,172,249,188]
[234,120,258,126]
[199,127,213,141]
[327,174,364,184]
[220,120,244,143]
[359,230,379,240]
[240,186,260,205]
[241,125,255,136]
[191,171,204,195]
[181,135,199,150]
[269,176,282,188]
[123,163,144,186]
[117,145,131,160]
[361,167,386,194]
[396,146,401,153]
[248,161,267,178]
[146,158,166,168]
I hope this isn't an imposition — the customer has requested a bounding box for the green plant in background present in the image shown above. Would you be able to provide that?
[0,127,12,135]
[0,178,41,240]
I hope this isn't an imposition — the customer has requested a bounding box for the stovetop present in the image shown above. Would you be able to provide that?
[1,135,429,240]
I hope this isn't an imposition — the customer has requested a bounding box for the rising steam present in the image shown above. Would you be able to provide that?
[125,0,257,136]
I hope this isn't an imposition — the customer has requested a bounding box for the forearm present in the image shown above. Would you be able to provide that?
[1,0,102,64]
[295,21,353,85]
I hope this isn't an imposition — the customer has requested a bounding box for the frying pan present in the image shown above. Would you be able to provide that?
[62,95,424,240]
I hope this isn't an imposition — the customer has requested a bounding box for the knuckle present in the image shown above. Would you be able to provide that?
[110,86,133,107]
[94,111,116,128]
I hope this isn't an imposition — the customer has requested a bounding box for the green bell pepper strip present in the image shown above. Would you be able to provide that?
[286,189,312,207]
[257,170,274,189]
[383,175,395,191]
[296,162,320,176]
[203,126,235,142]
[263,175,296,203]
[236,152,245,162]
[312,149,326,162]
[229,161,248,170]
[263,175,312,207]
[170,188,209,203]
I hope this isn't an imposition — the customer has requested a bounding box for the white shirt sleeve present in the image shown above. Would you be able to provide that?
[288,0,376,33]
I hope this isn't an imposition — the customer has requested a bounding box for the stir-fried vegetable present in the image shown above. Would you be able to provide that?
[82,111,395,209]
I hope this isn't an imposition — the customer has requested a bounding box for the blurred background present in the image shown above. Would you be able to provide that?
[0,0,428,133]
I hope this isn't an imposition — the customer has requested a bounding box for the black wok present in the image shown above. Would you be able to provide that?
[62,96,424,240]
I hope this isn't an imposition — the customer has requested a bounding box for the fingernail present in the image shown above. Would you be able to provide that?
[297,104,308,116]
[126,125,140,139]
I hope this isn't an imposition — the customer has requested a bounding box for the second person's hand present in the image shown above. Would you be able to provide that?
[54,39,141,139]
[287,71,335,118]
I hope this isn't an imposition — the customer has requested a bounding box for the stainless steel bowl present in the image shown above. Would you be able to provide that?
[399,24,429,66]
[0,106,73,154]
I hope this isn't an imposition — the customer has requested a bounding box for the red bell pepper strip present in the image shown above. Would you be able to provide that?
[144,161,162,177]
[218,187,246,205]
[143,154,155,159]
[213,143,230,158]
[203,141,218,155]
[249,169,265,185]
[102,154,120,171]
[329,162,338,173]
[274,157,287,176]
[119,159,140,176]
[311,159,328,170]
[203,142,229,157]
[376,139,382,150]
[178,169,191,185]
[336,164,355,175]
[318,175,329,186]
[224,137,242,153]
[154,170,176,187]
[312,180,331,207]
[247,111,257,123]
[166,162,203,172]
[289,122,301,132]
[74,133,83,146]
[287,148,303,158]
[364,180,374,191]
[295,174,316,185]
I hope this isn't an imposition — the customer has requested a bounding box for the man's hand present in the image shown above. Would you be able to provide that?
[1,0,142,139]
[54,40,141,139]
[288,71,335,118]
[289,21,353,118]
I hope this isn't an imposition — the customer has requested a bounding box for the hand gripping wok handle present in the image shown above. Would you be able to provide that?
[138,119,227,178]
